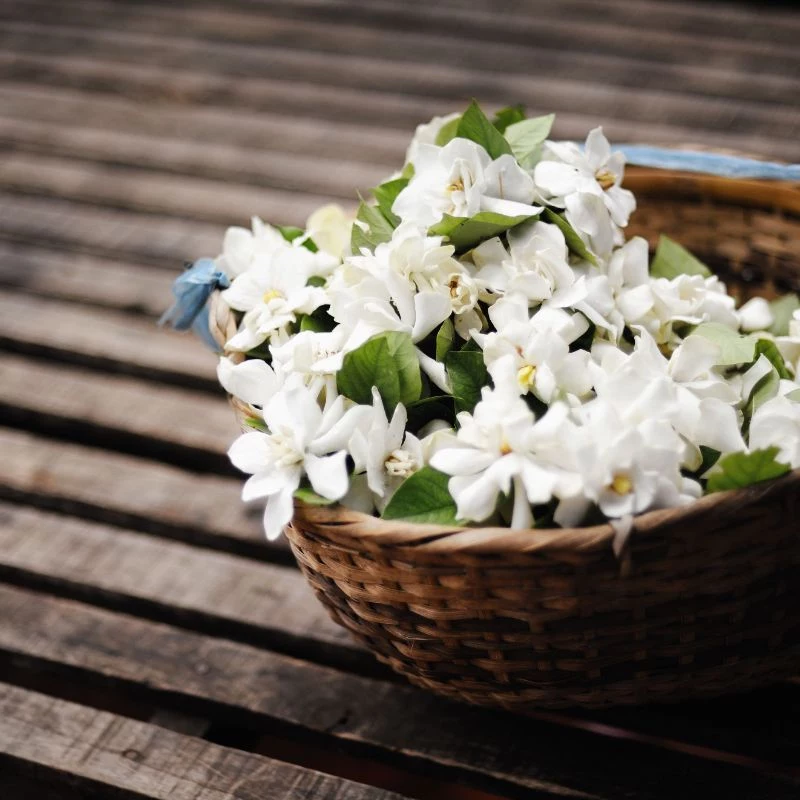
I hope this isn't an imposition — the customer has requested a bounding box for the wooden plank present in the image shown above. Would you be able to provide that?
[0,353,237,471]
[0,83,405,167]
[0,682,411,800]
[1,21,798,140]
[4,2,798,79]
[0,428,274,560]
[0,240,172,315]
[0,115,386,198]
[0,291,218,388]
[0,584,798,800]
[0,192,222,268]
[1,51,797,163]
[0,501,358,661]
[0,152,339,226]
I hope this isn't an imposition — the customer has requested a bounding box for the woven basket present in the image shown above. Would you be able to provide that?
[210,167,800,709]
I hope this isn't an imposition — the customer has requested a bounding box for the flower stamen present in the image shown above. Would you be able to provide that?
[609,473,634,495]
[262,288,284,304]
[595,169,616,191]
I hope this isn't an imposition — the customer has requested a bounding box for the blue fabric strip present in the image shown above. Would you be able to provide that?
[617,145,800,182]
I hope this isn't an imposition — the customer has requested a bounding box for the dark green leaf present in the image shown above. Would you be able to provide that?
[541,209,597,266]
[752,337,792,380]
[492,104,526,134]
[435,115,462,147]
[435,317,455,362]
[769,293,800,337]
[430,211,537,253]
[650,235,711,279]
[691,323,757,366]
[446,349,488,413]
[299,306,335,333]
[381,466,461,524]
[456,100,512,160]
[407,395,456,430]
[277,225,318,252]
[697,446,721,476]
[504,114,555,168]
[706,447,790,493]
[336,331,422,414]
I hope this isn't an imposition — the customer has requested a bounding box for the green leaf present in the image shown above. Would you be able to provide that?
[446,349,488,413]
[381,466,461,524]
[706,447,790,493]
[492,104,526,134]
[769,293,800,337]
[541,209,597,266]
[435,115,462,147]
[372,178,408,227]
[244,416,268,432]
[746,364,780,419]
[752,337,792,380]
[400,162,415,180]
[697,445,721,476]
[456,100,512,160]
[504,113,555,168]
[430,211,538,253]
[277,225,318,252]
[650,235,711,280]
[406,395,456,430]
[299,306,335,333]
[787,388,800,402]
[350,199,395,254]
[435,317,456,362]
[691,323,757,366]
[337,331,422,414]
[294,485,336,506]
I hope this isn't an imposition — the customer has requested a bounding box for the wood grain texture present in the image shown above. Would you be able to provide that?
[0,682,411,800]
[0,428,271,558]
[0,584,798,800]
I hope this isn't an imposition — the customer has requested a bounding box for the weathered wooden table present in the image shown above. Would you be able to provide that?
[0,0,799,797]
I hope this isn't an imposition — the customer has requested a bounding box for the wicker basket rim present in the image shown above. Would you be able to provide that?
[210,166,800,556]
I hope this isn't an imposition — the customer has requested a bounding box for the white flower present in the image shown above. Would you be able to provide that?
[349,389,423,511]
[217,356,281,409]
[405,112,460,167]
[216,217,288,278]
[228,387,371,540]
[749,392,800,468]
[534,127,636,229]
[430,387,565,529]
[392,138,539,228]
[776,310,800,376]
[222,247,329,352]
[305,204,353,261]
[737,296,774,333]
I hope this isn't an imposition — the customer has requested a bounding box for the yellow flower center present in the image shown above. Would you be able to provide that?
[595,169,616,191]
[447,178,465,194]
[262,288,284,304]
[499,440,512,455]
[516,364,537,390]
[609,473,634,495]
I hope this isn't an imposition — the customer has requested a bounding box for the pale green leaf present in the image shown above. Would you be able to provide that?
[294,485,337,506]
[706,447,790,493]
[435,317,455,362]
[430,211,537,253]
[372,178,408,227]
[435,115,461,147]
[456,100,512,160]
[692,323,757,366]
[541,209,597,266]
[350,200,395,254]
[786,388,800,402]
[505,114,555,168]
[336,331,422,414]
[650,235,711,279]
[769,293,800,336]
[381,466,461,524]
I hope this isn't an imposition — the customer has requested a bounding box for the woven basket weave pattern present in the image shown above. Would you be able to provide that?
[212,168,800,709]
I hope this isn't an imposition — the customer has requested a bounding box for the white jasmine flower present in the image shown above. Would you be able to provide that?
[217,356,281,409]
[737,297,774,333]
[776,310,800,376]
[749,393,800,468]
[228,387,371,540]
[392,138,539,228]
[405,112,461,167]
[305,204,353,261]
[430,387,564,529]
[534,128,636,229]
[216,217,288,278]
[349,389,423,511]
[222,248,329,352]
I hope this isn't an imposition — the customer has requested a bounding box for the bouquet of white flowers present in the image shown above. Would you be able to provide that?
[166,101,800,545]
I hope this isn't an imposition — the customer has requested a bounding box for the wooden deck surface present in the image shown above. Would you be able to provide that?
[1,0,799,797]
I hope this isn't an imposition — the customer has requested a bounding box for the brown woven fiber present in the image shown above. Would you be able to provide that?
[210,167,800,709]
